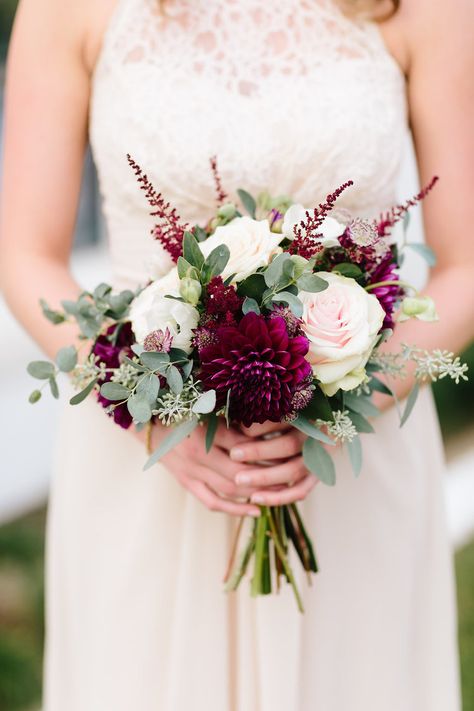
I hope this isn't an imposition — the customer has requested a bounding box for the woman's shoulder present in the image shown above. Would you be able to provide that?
[11,0,119,76]
[389,0,474,73]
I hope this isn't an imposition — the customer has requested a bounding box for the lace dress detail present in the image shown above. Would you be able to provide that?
[90,0,407,288]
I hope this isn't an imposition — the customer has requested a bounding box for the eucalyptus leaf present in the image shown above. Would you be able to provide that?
[136,374,160,405]
[242,297,260,315]
[344,393,380,419]
[127,394,152,424]
[271,291,303,318]
[56,345,78,373]
[237,273,266,300]
[405,242,437,267]
[400,382,420,427]
[205,414,219,453]
[144,417,199,470]
[192,389,216,414]
[70,377,98,406]
[49,377,60,400]
[166,365,183,395]
[27,361,56,380]
[292,415,334,446]
[237,189,257,218]
[100,382,131,402]
[61,300,79,316]
[177,257,194,279]
[122,356,146,372]
[369,376,393,397]
[40,299,66,325]
[303,438,336,486]
[346,410,375,434]
[169,348,190,363]
[301,389,334,422]
[202,244,230,282]
[264,253,291,288]
[131,344,145,357]
[193,225,209,243]
[182,360,193,380]
[183,231,205,270]
[140,351,170,370]
[347,435,363,477]
[296,273,329,293]
[332,263,363,280]
[29,390,42,404]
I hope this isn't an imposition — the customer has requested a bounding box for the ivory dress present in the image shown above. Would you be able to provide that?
[44,0,461,709]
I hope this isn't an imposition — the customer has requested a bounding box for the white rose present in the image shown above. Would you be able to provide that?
[299,271,385,396]
[200,216,284,282]
[282,204,346,248]
[130,268,199,352]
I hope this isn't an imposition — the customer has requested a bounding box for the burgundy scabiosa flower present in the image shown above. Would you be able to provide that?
[199,312,312,427]
[366,251,402,330]
[92,322,135,429]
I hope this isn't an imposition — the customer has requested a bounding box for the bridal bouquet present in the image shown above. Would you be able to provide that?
[27,157,468,611]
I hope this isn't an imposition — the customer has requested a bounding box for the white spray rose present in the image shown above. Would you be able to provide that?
[130,268,199,353]
[282,204,346,248]
[200,216,284,282]
[299,271,385,396]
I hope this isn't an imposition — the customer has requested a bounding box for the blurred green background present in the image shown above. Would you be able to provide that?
[0,2,473,710]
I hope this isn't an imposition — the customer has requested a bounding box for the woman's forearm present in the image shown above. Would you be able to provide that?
[1,250,82,360]
[377,263,474,403]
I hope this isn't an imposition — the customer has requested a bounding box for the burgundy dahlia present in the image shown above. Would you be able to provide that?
[199,312,312,427]
[92,322,135,429]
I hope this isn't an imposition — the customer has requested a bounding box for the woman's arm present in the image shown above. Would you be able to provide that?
[375,0,474,403]
[0,0,98,357]
[0,0,308,514]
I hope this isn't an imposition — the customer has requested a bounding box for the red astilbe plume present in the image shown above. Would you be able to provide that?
[127,154,188,262]
[290,180,354,259]
[377,176,439,237]
[209,155,228,206]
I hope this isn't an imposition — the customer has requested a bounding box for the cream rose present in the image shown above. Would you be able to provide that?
[299,271,385,396]
[200,216,284,282]
[130,268,199,352]
[282,204,346,248]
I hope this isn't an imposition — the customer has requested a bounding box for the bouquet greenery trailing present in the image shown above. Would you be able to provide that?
[27,158,467,611]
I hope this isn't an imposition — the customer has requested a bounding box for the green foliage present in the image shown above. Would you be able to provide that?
[144,416,199,470]
[302,438,336,486]
[237,189,257,219]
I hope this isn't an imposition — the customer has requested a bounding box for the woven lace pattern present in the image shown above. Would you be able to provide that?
[90,0,407,287]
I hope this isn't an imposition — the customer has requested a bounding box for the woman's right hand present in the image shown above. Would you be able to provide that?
[136,420,263,517]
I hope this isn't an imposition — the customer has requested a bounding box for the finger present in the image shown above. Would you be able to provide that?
[250,474,317,506]
[213,422,254,452]
[191,464,258,500]
[230,429,306,463]
[235,457,308,488]
[197,448,260,496]
[187,479,261,517]
[240,421,292,438]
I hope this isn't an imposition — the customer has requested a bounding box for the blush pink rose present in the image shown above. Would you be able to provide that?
[299,271,385,396]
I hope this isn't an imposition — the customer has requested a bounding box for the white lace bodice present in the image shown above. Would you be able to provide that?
[90,0,408,289]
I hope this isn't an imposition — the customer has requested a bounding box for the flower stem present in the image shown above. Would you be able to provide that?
[266,506,305,613]
[223,516,245,584]
[365,279,415,293]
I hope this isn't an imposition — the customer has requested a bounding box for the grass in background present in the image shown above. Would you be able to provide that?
[0,509,473,710]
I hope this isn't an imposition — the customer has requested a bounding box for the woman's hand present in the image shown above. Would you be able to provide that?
[231,422,318,506]
[134,420,263,517]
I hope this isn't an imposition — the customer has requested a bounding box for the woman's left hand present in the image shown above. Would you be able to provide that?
[230,422,318,506]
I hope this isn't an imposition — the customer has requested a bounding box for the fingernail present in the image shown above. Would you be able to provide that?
[251,494,265,504]
[249,509,261,517]
[231,448,245,461]
[235,473,251,485]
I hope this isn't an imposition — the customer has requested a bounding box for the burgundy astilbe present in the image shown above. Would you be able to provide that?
[290,180,354,259]
[209,155,228,206]
[377,176,439,238]
[199,312,312,427]
[127,154,188,262]
[92,322,135,429]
